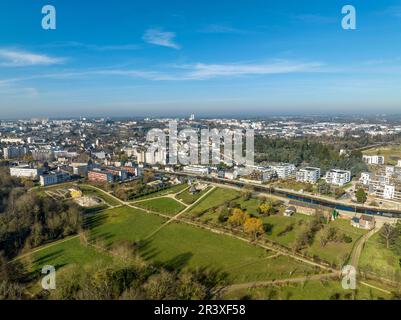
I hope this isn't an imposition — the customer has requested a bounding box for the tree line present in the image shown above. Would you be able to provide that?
[255,137,368,176]
[0,169,83,259]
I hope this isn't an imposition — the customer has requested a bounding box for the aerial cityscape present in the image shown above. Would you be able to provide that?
[1,0,401,307]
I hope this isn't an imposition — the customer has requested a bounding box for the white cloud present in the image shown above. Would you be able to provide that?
[44,41,140,51]
[0,49,63,67]
[181,61,325,79]
[199,24,245,34]
[0,60,325,83]
[142,28,180,49]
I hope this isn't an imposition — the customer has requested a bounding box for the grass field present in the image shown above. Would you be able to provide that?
[176,186,212,205]
[29,237,112,273]
[134,197,186,216]
[305,219,367,265]
[131,184,188,201]
[187,187,240,216]
[23,206,320,288]
[262,214,314,247]
[363,145,401,165]
[223,279,392,300]
[359,232,401,281]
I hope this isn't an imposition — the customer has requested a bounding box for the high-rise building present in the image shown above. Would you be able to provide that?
[3,146,27,159]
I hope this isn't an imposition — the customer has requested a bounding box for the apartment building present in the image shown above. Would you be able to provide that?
[32,149,55,161]
[272,163,296,179]
[3,146,28,159]
[324,169,351,186]
[88,169,114,183]
[39,171,71,187]
[296,167,321,184]
[10,165,46,179]
[362,155,385,165]
[247,166,276,182]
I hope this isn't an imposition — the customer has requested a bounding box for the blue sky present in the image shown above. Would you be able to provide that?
[0,0,401,118]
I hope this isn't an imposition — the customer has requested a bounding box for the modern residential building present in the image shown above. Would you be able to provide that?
[324,169,351,186]
[39,171,71,187]
[271,163,296,179]
[9,165,46,179]
[360,172,373,186]
[398,160,401,167]
[362,155,385,165]
[247,166,276,182]
[296,167,321,184]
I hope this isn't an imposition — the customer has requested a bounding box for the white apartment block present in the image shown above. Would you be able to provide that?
[385,166,395,177]
[398,160,401,168]
[374,184,401,201]
[359,172,401,201]
[39,171,70,187]
[362,155,385,165]
[183,165,210,175]
[359,172,373,186]
[324,169,351,186]
[296,167,321,184]
[272,163,296,179]
[1,138,24,144]
[10,165,45,179]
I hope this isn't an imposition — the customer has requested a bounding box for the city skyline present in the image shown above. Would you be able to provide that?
[1,0,401,118]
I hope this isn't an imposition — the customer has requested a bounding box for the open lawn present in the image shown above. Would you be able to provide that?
[131,184,188,201]
[187,187,240,216]
[24,206,320,287]
[176,186,212,205]
[363,145,401,165]
[262,214,314,248]
[134,197,186,216]
[223,278,392,300]
[359,232,401,281]
[306,219,367,266]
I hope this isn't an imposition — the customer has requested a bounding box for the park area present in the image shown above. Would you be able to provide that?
[17,184,394,299]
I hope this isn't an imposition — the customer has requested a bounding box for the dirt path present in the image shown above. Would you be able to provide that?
[223,272,340,293]
[142,186,216,240]
[349,228,378,270]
